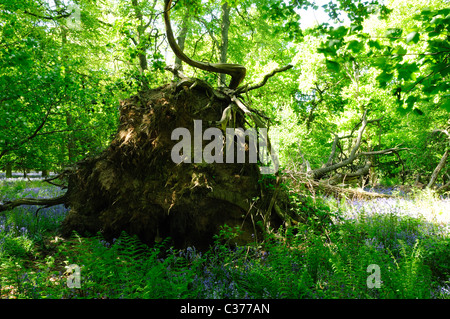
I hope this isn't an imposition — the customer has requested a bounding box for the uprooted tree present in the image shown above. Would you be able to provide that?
[0,0,300,249]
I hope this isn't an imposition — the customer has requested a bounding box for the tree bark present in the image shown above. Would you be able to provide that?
[164,0,246,89]
[131,0,149,86]
[66,112,76,163]
[219,2,231,87]
[174,9,190,72]
[6,163,12,178]
[0,195,67,213]
[427,149,449,189]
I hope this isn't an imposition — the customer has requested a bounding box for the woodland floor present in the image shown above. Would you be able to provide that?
[0,177,450,299]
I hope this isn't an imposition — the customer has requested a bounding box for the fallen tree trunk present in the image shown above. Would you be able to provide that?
[286,171,393,200]
[299,110,408,186]
[0,194,67,213]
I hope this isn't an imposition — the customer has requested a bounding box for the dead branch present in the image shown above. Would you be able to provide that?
[286,170,392,199]
[301,111,406,182]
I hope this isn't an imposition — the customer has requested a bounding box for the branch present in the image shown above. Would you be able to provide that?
[327,161,372,185]
[0,194,67,214]
[307,111,405,180]
[326,134,340,166]
[24,10,71,20]
[236,64,293,94]
[164,0,246,89]
[350,109,369,158]
[437,181,450,193]
[197,17,221,49]
[432,129,450,140]
[406,64,450,94]
[0,107,52,160]
[360,147,409,156]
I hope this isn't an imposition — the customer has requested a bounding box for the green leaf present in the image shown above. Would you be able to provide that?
[326,59,341,72]
[350,24,363,33]
[430,16,443,25]
[347,40,363,53]
[327,39,342,49]
[368,40,382,50]
[405,95,417,109]
[406,31,420,44]
[394,45,407,56]
[397,100,410,115]
[441,98,450,112]
[332,26,348,38]
[431,62,450,77]
[373,57,387,67]
[386,28,403,39]
[398,62,419,81]
[438,64,450,77]
[376,71,394,87]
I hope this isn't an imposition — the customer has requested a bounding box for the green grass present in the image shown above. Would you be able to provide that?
[1,179,450,299]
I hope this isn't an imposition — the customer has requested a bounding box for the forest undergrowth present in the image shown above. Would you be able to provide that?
[1,178,449,299]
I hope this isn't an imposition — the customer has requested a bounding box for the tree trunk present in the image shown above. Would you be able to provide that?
[66,112,76,163]
[219,2,231,87]
[6,163,12,178]
[427,149,449,189]
[131,0,149,86]
[174,10,189,72]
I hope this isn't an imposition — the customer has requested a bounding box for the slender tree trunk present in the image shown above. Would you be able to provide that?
[219,2,231,87]
[56,5,77,165]
[66,112,76,163]
[427,149,449,189]
[6,163,12,178]
[131,0,149,85]
[174,10,189,72]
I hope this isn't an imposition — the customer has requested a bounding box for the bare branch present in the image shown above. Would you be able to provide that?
[306,111,407,180]
[360,147,409,156]
[236,64,293,94]
[0,194,67,214]
[23,10,71,20]
[326,134,339,166]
